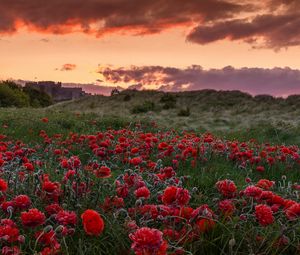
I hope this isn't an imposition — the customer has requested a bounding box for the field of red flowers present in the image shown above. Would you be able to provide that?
[0,116,299,254]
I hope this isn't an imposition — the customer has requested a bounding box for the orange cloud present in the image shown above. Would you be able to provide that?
[59,64,77,71]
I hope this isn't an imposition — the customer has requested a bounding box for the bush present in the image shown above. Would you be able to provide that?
[177,107,190,116]
[162,101,176,109]
[254,94,275,102]
[123,94,131,102]
[160,93,177,109]
[88,102,96,109]
[0,81,30,107]
[160,93,177,103]
[131,101,155,114]
[0,81,53,108]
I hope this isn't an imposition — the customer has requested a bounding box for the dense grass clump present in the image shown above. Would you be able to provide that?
[131,100,156,114]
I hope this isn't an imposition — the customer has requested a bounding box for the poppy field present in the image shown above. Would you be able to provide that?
[0,111,299,255]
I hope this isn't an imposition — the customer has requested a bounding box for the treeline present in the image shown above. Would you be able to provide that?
[0,81,53,107]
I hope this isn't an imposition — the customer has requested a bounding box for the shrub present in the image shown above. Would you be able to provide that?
[160,93,177,103]
[160,93,177,109]
[88,102,96,109]
[0,81,30,107]
[254,94,275,102]
[0,81,53,108]
[131,101,155,114]
[123,94,131,102]
[177,107,190,116]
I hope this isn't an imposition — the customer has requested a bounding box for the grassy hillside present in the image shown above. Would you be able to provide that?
[50,89,300,144]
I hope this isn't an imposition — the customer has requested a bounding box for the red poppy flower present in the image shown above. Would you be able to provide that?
[0,223,20,243]
[35,230,59,247]
[21,208,46,228]
[130,157,143,166]
[23,162,34,172]
[176,188,190,206]
[55,210,77,226]
[196,218,216,233]
[81,209,105,236]
[255,204,274,226]
[256,179,274,190]
[216,180,237,198]
[129,227,167,255]
[162,186,178,205]
[0,179,8,192]
[13,195,31,210]
[285,203,300,220]
[41,118,49,123]
[218,199,235,216]
[94,166,111,178]
[244,186,262,198]
[2,246,21,255]
[256,166,265,172]
[134,186,150,199]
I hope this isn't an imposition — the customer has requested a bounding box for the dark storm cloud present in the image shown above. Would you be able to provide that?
[187,13,300,50]
[98,65,300,96]
[187,0,300,49]
[0,0,299,49]
[0,0,245,34]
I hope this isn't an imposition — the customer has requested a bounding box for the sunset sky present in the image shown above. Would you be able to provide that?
[1,0,300,96]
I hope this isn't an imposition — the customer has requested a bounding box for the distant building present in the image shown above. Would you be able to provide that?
[111,88,120,96]
[25,81,87,102]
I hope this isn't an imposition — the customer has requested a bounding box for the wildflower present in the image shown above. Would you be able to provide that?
[176,188,190,206]
[0,179,8,192]
[42,181,60,193]
[192,205,216,233]
[216,180,237,198]
[35,230,59,247]
[45,203,63,216]
[244,186,262,198]
[256,166,265,172]
[0,221,20,243]
[1,246,21,255]
[130,157,143,166]
[218,199,235,216]
[1,201,15,214]
[40,246,60,255]
[21,208,46,228]
[41,118,49,123]
[255,204,274,226]
[196,218,215,233]
[55,210,77,226]
[23,162,34,172]
[81,209,105,236]
[94,166,111,178]
[102,196,125,212]
[285,203,300,220]
[162,186,178,205]
[256,179,274,190]
[129,227,167,255]
[13,195,31,210]
[135,186,150,199]
[116,185,129,198]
